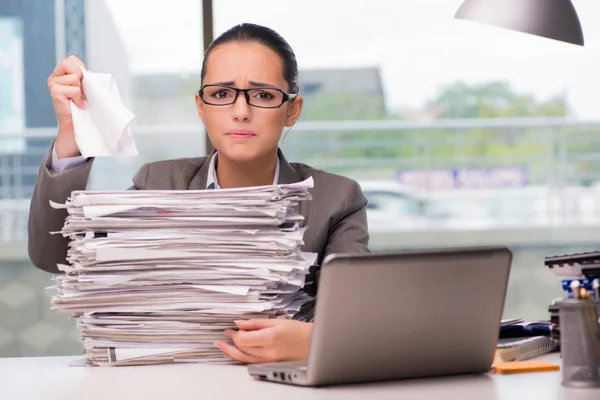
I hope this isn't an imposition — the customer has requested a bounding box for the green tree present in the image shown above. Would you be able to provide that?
[426,81,568,118]
[301,91,386,121]
[416,81,572,174]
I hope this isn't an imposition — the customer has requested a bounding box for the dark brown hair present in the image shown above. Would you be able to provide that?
[201,23,299,93]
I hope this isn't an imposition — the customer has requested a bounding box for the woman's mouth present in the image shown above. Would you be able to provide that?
[227,130,256,140]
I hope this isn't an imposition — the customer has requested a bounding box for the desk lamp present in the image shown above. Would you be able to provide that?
[454,0,585,46]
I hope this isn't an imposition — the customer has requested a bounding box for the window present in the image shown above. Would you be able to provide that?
[3,0,600,358]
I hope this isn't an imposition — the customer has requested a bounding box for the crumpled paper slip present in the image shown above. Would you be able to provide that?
[70,67,138,157]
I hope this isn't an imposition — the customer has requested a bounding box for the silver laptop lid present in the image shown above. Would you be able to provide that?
[306,246,512,386]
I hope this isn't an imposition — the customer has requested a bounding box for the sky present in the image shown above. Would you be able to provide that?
[104,0,600,118]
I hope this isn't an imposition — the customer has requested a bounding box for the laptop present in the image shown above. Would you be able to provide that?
[247,246,512,387]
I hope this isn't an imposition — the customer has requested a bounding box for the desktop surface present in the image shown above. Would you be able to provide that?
[1,354,598,400]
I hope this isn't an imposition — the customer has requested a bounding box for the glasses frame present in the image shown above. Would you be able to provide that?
[198,84,298,109]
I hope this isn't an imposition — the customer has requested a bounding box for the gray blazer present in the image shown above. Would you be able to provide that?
[28,144,370,297]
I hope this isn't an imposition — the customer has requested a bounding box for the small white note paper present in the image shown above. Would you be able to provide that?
[71,67,138,157]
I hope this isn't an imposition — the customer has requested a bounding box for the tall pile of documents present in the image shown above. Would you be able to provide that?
[49,178,316,366]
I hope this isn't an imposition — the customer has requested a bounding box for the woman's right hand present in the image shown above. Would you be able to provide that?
[48,55,88,159]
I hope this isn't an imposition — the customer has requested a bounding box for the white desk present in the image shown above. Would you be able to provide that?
[1,354,599,400]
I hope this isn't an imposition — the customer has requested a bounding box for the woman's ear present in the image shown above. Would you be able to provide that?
[195,91,206,124]
[284,95,304,127]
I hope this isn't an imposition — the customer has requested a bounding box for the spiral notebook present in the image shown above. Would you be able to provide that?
[496,336,559,362]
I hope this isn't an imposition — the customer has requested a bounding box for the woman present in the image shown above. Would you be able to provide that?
[28,23,370,364]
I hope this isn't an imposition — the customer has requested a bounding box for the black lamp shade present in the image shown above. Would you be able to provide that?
[455,0,584,46]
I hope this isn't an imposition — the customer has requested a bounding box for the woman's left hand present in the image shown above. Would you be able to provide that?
[215,319,313,364]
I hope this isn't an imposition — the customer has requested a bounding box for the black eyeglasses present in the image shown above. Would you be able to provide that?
[198,84,298,109]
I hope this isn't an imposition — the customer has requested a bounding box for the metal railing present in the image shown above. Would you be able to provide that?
[3,117,600,242]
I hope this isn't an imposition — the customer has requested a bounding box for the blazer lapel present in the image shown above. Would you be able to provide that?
[277,149,312,233]
[277,149,301,184]
[187,150,214,189]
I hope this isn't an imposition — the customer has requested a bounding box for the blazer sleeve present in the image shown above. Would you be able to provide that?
[27,144,94,274]
[27,144,150,274]
[322,179,370,258]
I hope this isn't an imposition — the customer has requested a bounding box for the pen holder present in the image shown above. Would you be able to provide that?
[556,299,600,388]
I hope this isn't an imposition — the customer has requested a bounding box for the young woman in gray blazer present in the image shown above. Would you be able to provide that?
[29,23,369,364]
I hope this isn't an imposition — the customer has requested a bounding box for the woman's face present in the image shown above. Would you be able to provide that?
[196,41,303,163]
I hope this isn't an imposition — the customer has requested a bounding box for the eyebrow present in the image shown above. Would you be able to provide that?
[210,80,279,89]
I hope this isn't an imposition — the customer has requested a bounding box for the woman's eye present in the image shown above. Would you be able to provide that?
[214,90,230,98]
[256,91,274,100]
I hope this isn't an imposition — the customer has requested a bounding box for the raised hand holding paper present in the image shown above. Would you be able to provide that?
[71,67,138,157]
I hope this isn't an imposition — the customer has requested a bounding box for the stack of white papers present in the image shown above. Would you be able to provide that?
[49,177,316,366]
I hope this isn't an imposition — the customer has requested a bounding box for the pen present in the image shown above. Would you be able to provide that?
[593,279,600,300]
[570,280,581,299]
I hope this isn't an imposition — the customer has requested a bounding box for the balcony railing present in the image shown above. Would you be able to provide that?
[3,117,600,242]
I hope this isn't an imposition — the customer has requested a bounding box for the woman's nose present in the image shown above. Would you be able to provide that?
[231,92,252,121]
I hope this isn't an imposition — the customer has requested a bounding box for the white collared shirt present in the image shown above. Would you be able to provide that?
[206,151,280,189]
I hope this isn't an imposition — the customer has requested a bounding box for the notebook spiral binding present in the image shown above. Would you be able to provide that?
[497,336,559,362]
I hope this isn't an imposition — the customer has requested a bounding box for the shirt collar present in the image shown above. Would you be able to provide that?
[206,151,280,189]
